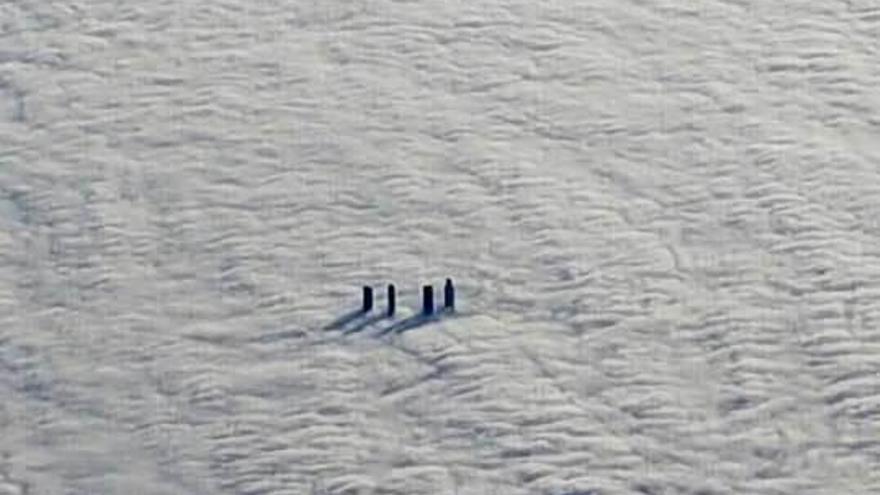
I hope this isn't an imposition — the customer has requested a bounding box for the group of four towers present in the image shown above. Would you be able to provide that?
[362,278,455,317]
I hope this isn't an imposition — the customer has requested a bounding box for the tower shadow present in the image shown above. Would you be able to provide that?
[322,309,366,331]
[343,313,389,335]
[377,314,440,336]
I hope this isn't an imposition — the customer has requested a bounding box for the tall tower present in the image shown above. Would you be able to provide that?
[422,285,434,316]
[444,278,455,311]
[387,284,396,317]
[362,286,374,313]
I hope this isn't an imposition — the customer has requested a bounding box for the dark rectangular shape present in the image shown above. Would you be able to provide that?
[362,286,374,312]
[422,285,434,315]
[387,284,396,316]
[444,278,455,311]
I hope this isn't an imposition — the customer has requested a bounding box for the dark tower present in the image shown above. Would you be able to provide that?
[422,285,434,316]
[387,284,396,317]
[444,278,455,311]
[362,286,374,313]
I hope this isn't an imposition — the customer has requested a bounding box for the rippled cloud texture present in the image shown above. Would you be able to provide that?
[2,1,880,494]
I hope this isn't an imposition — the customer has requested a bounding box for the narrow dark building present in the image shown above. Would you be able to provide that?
[387,284,396,317]
[362,286,374,313]
[444,278,455,311]
[422,285,434,316]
